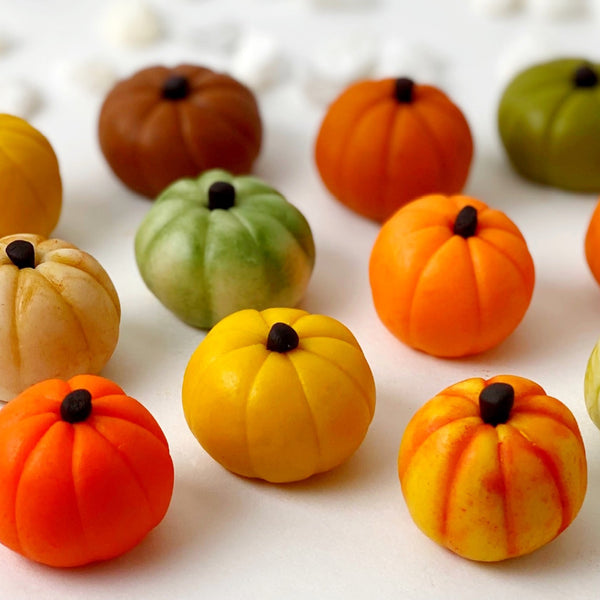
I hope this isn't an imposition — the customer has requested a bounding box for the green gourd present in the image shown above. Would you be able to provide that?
[134,169,315,329]
[498,58,600,192]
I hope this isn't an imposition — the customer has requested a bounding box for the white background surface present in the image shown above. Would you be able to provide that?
[2,0,600,598]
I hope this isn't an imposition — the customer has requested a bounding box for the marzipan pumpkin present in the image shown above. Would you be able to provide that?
[98,64,262,198]
[0,375,174,567]
[584,198,600,286]
[369,194,535,357]
[135,169,315,329]
[399,375,587,562]
[182,307,376,483]
[0,114,62,237]
[498,58,600,191]
[0,234,120,401]
[584,336,600,429]
[315,77,473,222]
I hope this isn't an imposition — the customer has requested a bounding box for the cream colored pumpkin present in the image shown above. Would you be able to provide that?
[0,234,120,402]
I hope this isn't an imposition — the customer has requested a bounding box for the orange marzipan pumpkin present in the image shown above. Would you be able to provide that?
[584,197,600,286]
[0,375,174,567]
[369,194,535,357]
[398,375,587,562]
[314,77,473,222]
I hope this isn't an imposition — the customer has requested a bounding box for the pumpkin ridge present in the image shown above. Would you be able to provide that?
[71,426,93,562]
[0,144,52,229]
[510,398,582,440]
[439,425,481,540]
[89,410,169,449]
[41,253,121,316]
[465,238,483,355]
[13,421,64,554]
[184,95,258,149]
[496,435,516,557]
[174,101,210,172]
[472,236,532,290]
[508,425,571,534]
[410,105,449,189]
[284,355,323,473]
[134,101,169,195]
[241,208,315,263]
[406,236,453,347]
[379,102,402,219]
[243,352,271,479]
[336,97,390,198]
[32,270,94,369]
[9,268,21,389]
[82,423,158,523]
[296,335,360,353]
[293,346,374,419]
[203,214,214,325]
[542,89,578,182]
[138,206,199,258]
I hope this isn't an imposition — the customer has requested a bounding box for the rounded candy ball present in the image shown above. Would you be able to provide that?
[584,198,600,287]
[0,234,120,402]
[0,375,174,567]
[135,169,315,329]
[584,337,600,429]
[0,114,62,237]
[182,307,376,483]
[498,58,600,191]
[315,77,473,222]
[369,194,535,357]
[98,64,262,198]
[399,375,587,562]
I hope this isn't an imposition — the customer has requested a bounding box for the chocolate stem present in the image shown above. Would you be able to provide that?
[6,240,35,269]
[208,182,236,210]
[574,65,598,88]
[60,389,93,424]
[479,383,514,426]
[394,78,415,103]
[162,75,190,100]
[266,323,299,353]
[453,206,478,238]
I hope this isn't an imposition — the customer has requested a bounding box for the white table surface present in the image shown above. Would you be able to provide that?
[2,0,600,598]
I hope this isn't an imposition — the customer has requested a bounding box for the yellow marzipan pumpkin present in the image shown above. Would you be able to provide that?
[182,308,376,483]
[0,114,62,237]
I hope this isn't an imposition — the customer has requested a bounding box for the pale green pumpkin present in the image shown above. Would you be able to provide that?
[135,170,315,329]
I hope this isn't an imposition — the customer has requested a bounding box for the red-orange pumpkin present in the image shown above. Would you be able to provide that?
[315,77,473,222]
[0,375,174,567]
[98,64,263,198]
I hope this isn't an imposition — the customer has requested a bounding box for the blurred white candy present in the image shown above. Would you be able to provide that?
[188,20,240,55]
[0,80,41,119]
[374,40,444,85]
[55,58,119,96]
[527,0,588,19]
[300,33,376,106]
[230,30,286,92]
[496,31,563,88]
[102,0,163,48]
[308,0,378,8]
[469,0,524,17]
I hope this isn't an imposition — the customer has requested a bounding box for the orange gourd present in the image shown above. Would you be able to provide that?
[585,198,600,286]
[399,375,587,562]
[0,375,174,567]
[369,194,535,357]
[314,77,473,222]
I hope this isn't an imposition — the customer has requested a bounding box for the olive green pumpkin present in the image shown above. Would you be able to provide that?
[134,169,315,329]
[498,58,600,192]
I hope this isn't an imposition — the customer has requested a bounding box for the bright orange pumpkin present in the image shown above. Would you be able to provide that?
[369,194,535,357]
[584,197,600,286]
[399,375,587,562]
[0,375,174,567]
[314,77,473,222]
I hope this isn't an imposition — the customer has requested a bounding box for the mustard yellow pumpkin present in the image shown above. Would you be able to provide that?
[0,234,120,402]
[182,308,376,483]
[0,114,62,237]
